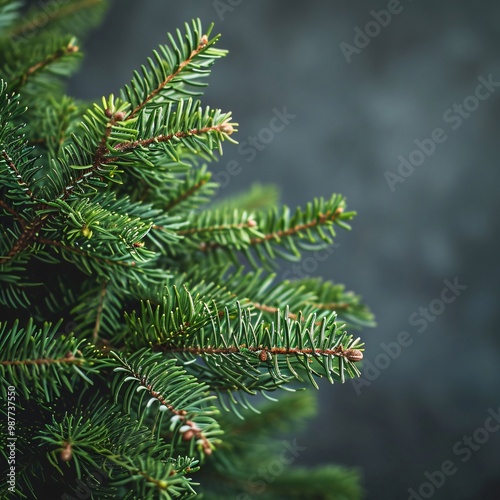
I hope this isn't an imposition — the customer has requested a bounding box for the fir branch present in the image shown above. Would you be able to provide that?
[90,109,121,175]
[0,197,24,226]
[0,0,21,34]
[92,280,108,343]
[1,149,37,202]
[177,217,255,237]
[0,319,95,401]
[128,296,364,390]
[290,278,376,329]
[172,195,352,271]
[250,301,324,326]
[0,14,374,498]
[119,18,228,120]
[129,33,210,118]
[9,38,79,92]
[0,217,43,264]
[155,343,362,362]
[164,173,209,213]
[0,350,85,367]
[310,300,350,311]
[111,350,221,457]
[252,206,344,244]
[112,122,234,155]
[210,183,281,214]
[37,401,199,497]
[8,0,105,40]
[201,206,345,252]
[115,359,213,455]
[37,237,138,269]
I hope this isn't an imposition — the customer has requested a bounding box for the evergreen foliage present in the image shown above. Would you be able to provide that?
[0,2,374,498]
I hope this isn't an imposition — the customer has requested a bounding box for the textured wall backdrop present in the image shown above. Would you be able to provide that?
[66,1,500,498]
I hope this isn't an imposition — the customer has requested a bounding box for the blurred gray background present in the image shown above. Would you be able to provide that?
[67,1,500,498]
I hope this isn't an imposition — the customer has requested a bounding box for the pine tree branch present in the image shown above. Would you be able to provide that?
[0,1,21,34]
[64,111,122,203]
[210,183,280,213]
[0,320,95,400]
[128,34,210,118]
[0,217,42,264]
[1,150,37,202]
[110,122,233,158]
[111,351,220,456]
[10,39,79,92]
[289,278,376,329]
[92,118,115,169]
[177,217,255,237]
[0,351,84,367]
[251,207,345,243]
[8,0,104,39]
[37,237,138,269]
[154,343,363,362]
[0,198,24,227]
[201,206,344,252]
[249,301,328,326]
[0,13,374,496]
[164,176,208,212]
[248,297,350,317]
[309,300,350,311]
[92,280,108,343]
[118,362,212,454]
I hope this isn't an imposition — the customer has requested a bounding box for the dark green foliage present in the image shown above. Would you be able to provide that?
[198,392,363,499]
[0,2,374,498]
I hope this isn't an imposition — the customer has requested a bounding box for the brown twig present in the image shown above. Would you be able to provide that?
[92,281,108,344]
[154,343,363,362]
[0,351,84,366]
[164,177,208,212]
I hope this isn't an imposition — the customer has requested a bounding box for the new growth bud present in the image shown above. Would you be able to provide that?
[344,348,363,362]
[60,443,72,462]
[114,111,126,121]
[220,122,234,135]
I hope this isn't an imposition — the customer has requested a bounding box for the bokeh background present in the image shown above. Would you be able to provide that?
[66,1,500,498]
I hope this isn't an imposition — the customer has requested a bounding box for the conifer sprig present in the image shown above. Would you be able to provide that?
[0,6,373,498]
[0,319,95,401]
